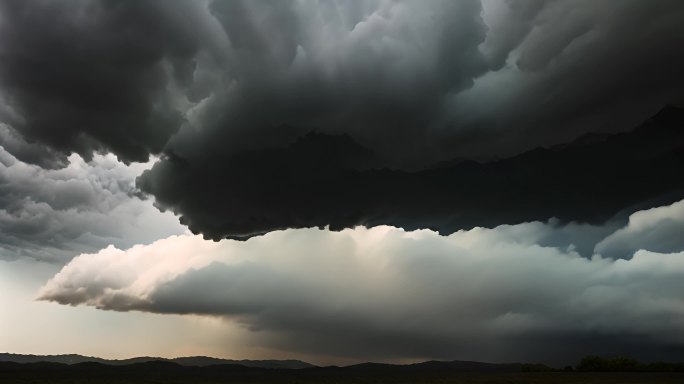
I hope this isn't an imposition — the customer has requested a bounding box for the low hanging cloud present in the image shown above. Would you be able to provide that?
[39,198,684,363]
[0,145,184,263]
[139,107,684,240]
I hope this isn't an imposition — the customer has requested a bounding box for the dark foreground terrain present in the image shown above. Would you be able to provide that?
[2,360,684,384]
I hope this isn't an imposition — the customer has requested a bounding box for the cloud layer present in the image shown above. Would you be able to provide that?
[139,107,684,239]
[39,198,684,363]
[0,146,184,262]
[1,1,683,240]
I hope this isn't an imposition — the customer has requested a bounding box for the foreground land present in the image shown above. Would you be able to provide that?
[2,362,684,384]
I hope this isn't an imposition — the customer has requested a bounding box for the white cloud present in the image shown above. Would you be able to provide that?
[38,205,684,361]
[596,199,684,259]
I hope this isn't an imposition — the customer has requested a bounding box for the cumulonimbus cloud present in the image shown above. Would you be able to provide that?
[39,198,684,363]
[1,0,684,241]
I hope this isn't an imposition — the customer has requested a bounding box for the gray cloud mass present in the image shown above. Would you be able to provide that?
[0,146,184,262]
[1,0,683,240]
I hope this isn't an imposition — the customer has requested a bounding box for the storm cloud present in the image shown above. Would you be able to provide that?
[39,198,684,363]
[1,1,683,240]
[0,146,184,262]
[137,0,684,239]
[0,0,202,164]
[139,107,684,239]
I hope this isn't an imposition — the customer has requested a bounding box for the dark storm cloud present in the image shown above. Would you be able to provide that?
[0,0,202,164]
[0,123,66,168]
[164,0,489,167]
[451,0,684,154]
[39,201,684,363]
[1,0,684,240]
[140,107,684,240]
[138,0,684,240]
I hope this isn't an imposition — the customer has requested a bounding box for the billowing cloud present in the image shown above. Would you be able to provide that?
[0,146,185,263]
[0,0,490,167]
[455,0,684,154]
[39,199,684,363]
[0,123,66,169]
[596,199,684,259]
[0,0,203,164]
[2,1,683,240]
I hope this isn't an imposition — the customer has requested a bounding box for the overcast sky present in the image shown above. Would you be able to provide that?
[2,0,684,366]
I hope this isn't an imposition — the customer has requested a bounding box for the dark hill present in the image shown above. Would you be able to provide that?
[0,352,314,369]
[3,359,684,384]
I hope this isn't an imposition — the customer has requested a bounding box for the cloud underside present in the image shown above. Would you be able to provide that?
[0,145,184,262]
[138,108,684,240]
[1,1,684,240]
[39,198,684,363]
